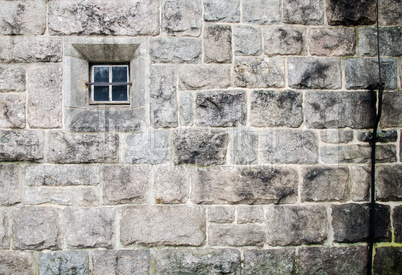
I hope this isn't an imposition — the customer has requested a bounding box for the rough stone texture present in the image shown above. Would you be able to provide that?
[260,130,319,164]
[302,166,349,202]
[350,165,370,201]
[332,203,391,243]
[250,90,303,128]
[305,91,375,129]
[40,251,89,275]
[209,224,264,247]
[234,57,285,88]
[394,205,402,243]
[154,166,190,204]
[204,0,240,22]
[92,250,150,275]
[0,93,25,129]
[0,130,44,162]
[162,0,202,36]
[242,0,281,24]
[191,166,298,204]
[120,206,205,246]
[376,165,402,201]
[373,247,402,275]
[263,26,306,56]
[49,0,160,36]
[284,0,324,25]
[151,37,202,63]
[345,58,397,90]
[0,36,62,63]
[234,26,262,56]
[381,92,402,128]
[0,209,9,248]
[150,65,178,128]
[208,206,235,223]
[320,130,354,144]
[178,65,231,90]
[196,90,246,127]
[47,131,119,164]
[266,205,328,246]
[309,27,356,56]
[13,206,60,250]
[102,165,149,205]
[0,0,46,35]
[288,57,341,89]
[379,0,402,26]
[299,246,368,274]
[204,25,232,63]
[359,27,402,57]
[173,129,228,165]
[244,249,296,275]
[0,251,34,275]
[321,145,396,163]
[27,64,62,128]
[180,92,193,126]
[326,0,376,26]
[237,206,264,224]
[358,130,397,143]
[231,129,258,165]
[125,131,169,164]
[64,207,115,249]
[0,65,25,92]
[154,249,241,274]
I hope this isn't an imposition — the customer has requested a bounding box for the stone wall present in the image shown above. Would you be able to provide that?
[0,0,401,274]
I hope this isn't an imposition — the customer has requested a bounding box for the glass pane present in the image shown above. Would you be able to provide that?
[112,86,128,101]
[93,86,110,101]
[94,66,109,82]
[112,66,128,82]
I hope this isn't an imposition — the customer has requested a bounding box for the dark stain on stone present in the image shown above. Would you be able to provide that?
[298,62,330,89]
[328,0,376,26]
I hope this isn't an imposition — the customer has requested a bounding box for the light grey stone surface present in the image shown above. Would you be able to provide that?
[244,249,296,275]
[121,205,205,246]
[180,92,193,126]
[40,251,89,275]
[0,164,20,206]
[320,130,354,144]
[204,25,232,63]
[151,37,202,63]
[126,130,169,164]
[178,65,231,90]
[237,206,264,224]
[376,165,402,201]
[350,165,370,201]
[0,130,44,162]
[154,166,190,204]
[321,145,396,163]
[284,0,324,25]
[381,92,402,128]
[326,0,376,25]
[0,251,34,275]
[162,0,202,36]
[263,26,306,56]
[234,25,262,56]
[231,129,258,165]
[0,93,26,129]
[209,224,264,246]
[208,206,235,223]
[309,27,356,56]
[379,0,402,26]
[92,250,150,275]
[0,209,9,248]
[0,65,25,92]
[204,0,240,22]
[358,27,402,57]
[63,57,88,108]
[242,0,281,24]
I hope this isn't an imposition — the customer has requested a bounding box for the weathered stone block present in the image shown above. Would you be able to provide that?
[150,65,178,128]
[381,92,402,128]
[208,206,235,223]
[263,26,306,56]
[13,206,60,250]
[332,203,391,243]
[299,246,368,274]
[231,129,258,165]
[204,25,232,63]
[40,251,89,275]
[260,130,319,164]
[103,165,149,205]
[178,65,231,90]
[305,91,375,129]
[321,145,396,163]
[64,207,115,248]
[266,205,327,246]
[209,224,264,247]
[154,249,241,274]
[235,57,285,88]
[350,165,370,201]
[379,0,402,26]
[0,130,44,162]
[359,27,402,57]
[309,27,356,56]
[284,0,324,25]
[92,250,150,275]
[358,130,397,143]
[49,0,160,36]
[250,90,303,128]
[373,247,402,275]
[0,36,62,63]
[376,165,402,201]
[191,166,298,204]
[233,26,262,56]
[120,205,205,246]
[0,94,25,129]
[204,0,240,22]
[288,57,341,89]
[154,166,190,204]
[242,0,281,24]
[237,206,264,224]
[126,131,169,164]
[27,64,62,128]
[180,92,193,126]
[196,90,246,127]
[0,164,20,206]
[345,58,397,90]
[0,251,34,275]
[47,131,119,164]
[0,209,9,248]
[393,205,402,243]
[173,129,228,165]
[321,130,354,144]
[326,0,376,25]
[0,65,25,92]
[244,249,296,275]
[151,37,202,63]
[162,0,202,36]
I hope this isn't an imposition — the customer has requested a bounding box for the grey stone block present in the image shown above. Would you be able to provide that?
[0,93,25,129]
[0,165,20,206]
[379,0,402,26]
[235,57,285,88]
[204,25,232,63]
[120,205,205,246]
[92,250,150,275]
[208,206,235,223]
[154,166,190,204]
[0,130,44,162]
[393,205,402,243]
[162,0,202,36]
[320,130,354,144]
[381,92,402,128]
[250,90,303,128]
[350,165,370,201]
[13,206,61,250]
[102,165,150,205]
[47,131,119,164]
[204,0,240,22]
[263,26,306,56]
[209,224,264,247]
[63,57,88,108]
[237,206,264,224]
[260,130,319,164]
[284,0,324,25]
[0,209,9,248]
[231,129,258,165]
[233,25,262,56]
[359,27,402,57]
[0,65,25,92]
[242,0,281,24]
[288,57,341,89]
[266,205,327,246]
[244,249,296,275]
[0,251,34,275]
[358,130,397,143]
[326,0,376,25]
[373,247,402,275]
[376,165,402,201]
[64,207,115,249]
[180,92,193,126]
[178,65,231,90]
[151,37,202,63]
[321,144,396,163]
[196,90,246,127]
[309,27,356,56]
[40,251,89,275]
[126,130,169,164]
